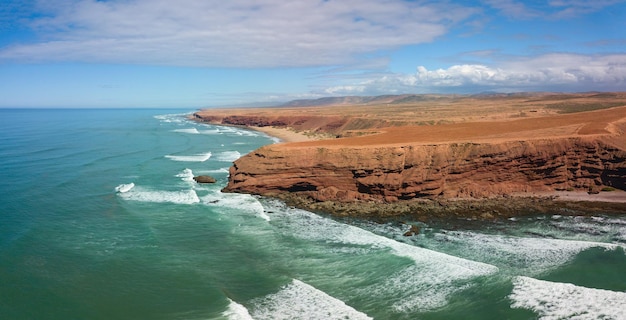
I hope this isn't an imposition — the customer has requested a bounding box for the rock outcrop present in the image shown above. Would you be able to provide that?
[193,175,216,183]
[224,137,626,202]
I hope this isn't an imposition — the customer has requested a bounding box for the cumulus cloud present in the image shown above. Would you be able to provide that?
[0,0,476,67]
[321,53,626,95]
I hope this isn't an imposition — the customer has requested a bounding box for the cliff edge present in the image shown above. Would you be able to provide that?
[195,94,626,218]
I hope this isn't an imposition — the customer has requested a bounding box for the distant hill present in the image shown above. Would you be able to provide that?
[279,92,626,107]
[281,94,462,107]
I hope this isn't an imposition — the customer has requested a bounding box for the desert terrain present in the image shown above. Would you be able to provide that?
[194,92,626,219]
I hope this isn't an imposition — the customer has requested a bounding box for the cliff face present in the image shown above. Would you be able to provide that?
[225,137,626,202]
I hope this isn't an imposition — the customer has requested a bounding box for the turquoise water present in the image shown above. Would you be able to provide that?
[1,108,625,319]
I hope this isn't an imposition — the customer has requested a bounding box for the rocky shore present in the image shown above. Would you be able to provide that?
[273,192,626,221]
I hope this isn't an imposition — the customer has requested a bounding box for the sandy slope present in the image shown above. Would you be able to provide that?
[284,104,626,148]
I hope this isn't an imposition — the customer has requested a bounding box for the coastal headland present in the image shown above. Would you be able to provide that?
[193,92,626,220]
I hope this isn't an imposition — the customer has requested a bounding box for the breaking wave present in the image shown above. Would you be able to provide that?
[114,183,135,193]
[201,191,269,221]
[214,151,242,162]
[165,152,212,162]
[510,276,626,319]
[117,186,200,204]
[251,279,372,320]
[222,299,254,320]
[172,128,200,134]
[262,201,498,311]
[431,230,623,276]
[175,168,195,183]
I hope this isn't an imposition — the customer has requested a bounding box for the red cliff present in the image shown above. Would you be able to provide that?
[225,136,626,202]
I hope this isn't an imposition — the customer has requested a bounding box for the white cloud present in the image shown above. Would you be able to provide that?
[481,0,539,19]
[320,53,626,94]
[482,0,625,19]
[0,0,476,67]
[323,85,366,95]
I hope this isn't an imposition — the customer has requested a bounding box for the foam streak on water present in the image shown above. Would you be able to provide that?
[432,230,623,276]
[251,279,372,320]
[118,186,200,204]
[201,191,270,221]
[172,128,200,134]
[510,276,626,319]
[165,152,212,162]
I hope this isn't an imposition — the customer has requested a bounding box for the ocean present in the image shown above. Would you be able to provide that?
[0,108,624,320]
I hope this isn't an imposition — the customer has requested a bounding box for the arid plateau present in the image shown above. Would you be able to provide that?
[194,92,626,220]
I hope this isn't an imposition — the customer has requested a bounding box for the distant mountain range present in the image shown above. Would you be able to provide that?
[279,92,623,107]
[280,94,455,107]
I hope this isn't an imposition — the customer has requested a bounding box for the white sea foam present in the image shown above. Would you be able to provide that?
[114,183,135,193]
[215,151,242,162]
[218,126,260,137]
[198,128,221,135]
[154,113,187,123]
[368,264,474,313]
[262,201,497,311]
[233,129,259,137]
[196,167,230,174]
[251,279,372,320]
[267,204,497,273]
[201,191,269,221]
[222,299,254,320]
[547,215,626,243]
[510,276,626,319]
[118,187,200,204]
[165,152,212,162]
[175,168,195,182]
[432,230,623,276]
[172,128,200,134]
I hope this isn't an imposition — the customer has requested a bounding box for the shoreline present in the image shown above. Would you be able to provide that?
[249,126,320,143]
[523,190,626,203]
[271,192,626,222]
[237,127,626,220]
[192,107,626,220]
[189,113,319,143]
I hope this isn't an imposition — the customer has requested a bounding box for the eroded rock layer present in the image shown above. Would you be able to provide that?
[225,136,626,203]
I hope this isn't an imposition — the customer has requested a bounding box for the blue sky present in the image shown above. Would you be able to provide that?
[1,0,625,108]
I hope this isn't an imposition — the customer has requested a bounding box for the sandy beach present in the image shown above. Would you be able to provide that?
[250,126,319,142]
[549,190,626,203]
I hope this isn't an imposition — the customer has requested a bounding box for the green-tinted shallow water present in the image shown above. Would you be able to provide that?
[1,108,624,319]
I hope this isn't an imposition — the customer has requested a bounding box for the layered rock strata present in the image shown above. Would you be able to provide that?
[226,138,626,202]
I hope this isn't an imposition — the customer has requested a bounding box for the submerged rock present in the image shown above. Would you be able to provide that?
[403,225,421,237]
